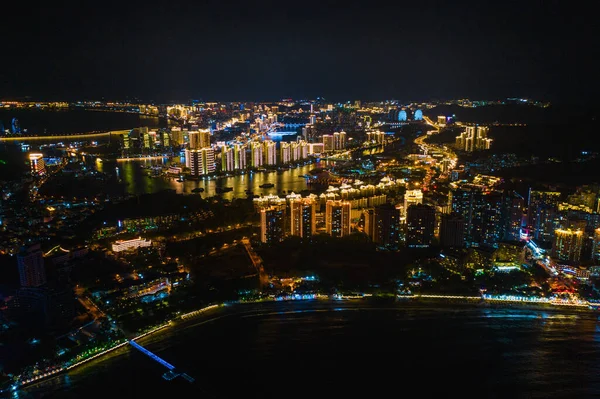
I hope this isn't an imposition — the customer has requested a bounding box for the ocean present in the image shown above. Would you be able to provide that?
[15,301,600,399]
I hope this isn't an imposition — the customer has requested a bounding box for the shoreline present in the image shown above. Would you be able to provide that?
[10,295,597,394]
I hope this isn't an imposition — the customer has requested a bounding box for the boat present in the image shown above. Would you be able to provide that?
[191,187,204,193]
[259,183,274,188]
[215,187,233,193]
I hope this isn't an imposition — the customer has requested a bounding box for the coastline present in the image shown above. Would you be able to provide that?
[10,295,597,395]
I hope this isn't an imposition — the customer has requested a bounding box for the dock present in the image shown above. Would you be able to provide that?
[129,340,195,383]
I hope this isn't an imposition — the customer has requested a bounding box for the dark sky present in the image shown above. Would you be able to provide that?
[1,0,597,104]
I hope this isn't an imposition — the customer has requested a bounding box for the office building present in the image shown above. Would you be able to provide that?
[290,198,317,238]
[373,203,400,248]
[260,206,285,244]
[440,213,465,248]
[455,125,492,152]
[406,204,436,247]
[552,229,584,263]
[17,244,46,288]
[326,200,351,237]
[29,153,46,176]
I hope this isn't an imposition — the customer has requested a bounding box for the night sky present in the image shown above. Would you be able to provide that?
[1,0,597,103]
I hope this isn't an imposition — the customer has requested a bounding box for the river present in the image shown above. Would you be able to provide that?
[15,300,600,399]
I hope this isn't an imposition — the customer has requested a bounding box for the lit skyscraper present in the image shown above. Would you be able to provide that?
[185,148,215,175]
[29,153,46,176]
[234,144,247,169]
[322,135,334,152]
[326,200,351,237]
[221,146,235,172]
[280,142,291,164]
[528,190,562,243]
[552,229,583,262]
[251,142,263,168]
[260,206,285,244]
[403,189,423,216]
[264,141,277,165]
[455,125,492,152]
[290,198,317,239]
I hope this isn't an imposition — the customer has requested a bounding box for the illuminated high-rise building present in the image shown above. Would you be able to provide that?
[300,140,309,159]
[17,244,46,288]
[161,131,170,147]
[414,109,423,121]
[185,148,215,176]
[403,190,423,216]
[367,131,386,144]
[406,204,436,248]
[363,208,375,240]
[199,129,211,148]
[29,153,46,176]
[593,228,600,262]
[552,229,584,262]
[221,146,235,172]
[333,132,347,150]
[326,200,351,237]
[280,142,291,164]
[251,142,263,168]
[234,144,247,169]
[264,141,277,165]
[437,116,446,127]
[373,203,400,248]
[528,190,562,243]
[290,198,317,239]
[455,125,492,152]
[502,191,524,241]
[170,127,184,145]
[322,135,334,152]
[260,206,285,244]
[309,143,325,154]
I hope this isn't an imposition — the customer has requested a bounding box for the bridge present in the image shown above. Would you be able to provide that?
[0,129,130,142]
[129,340,195,382]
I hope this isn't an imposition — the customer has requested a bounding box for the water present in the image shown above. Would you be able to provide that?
[96,158,326,200]
[16,301,600,398]
[0,109,161,135]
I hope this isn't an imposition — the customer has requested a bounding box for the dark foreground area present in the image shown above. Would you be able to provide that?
[14,300,600,399]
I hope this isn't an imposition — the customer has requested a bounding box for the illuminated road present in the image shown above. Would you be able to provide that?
[241,238,269,287]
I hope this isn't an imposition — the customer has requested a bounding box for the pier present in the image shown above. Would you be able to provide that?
[129,340,194,382]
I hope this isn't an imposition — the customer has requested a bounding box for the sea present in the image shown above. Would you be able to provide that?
[14,301,600,399]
